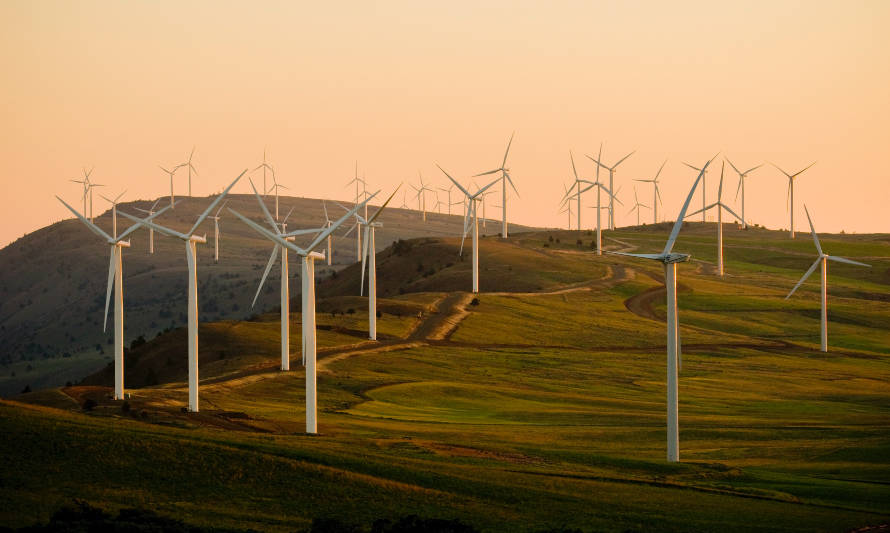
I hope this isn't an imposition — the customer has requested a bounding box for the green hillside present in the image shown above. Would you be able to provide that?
[4,223,890,532]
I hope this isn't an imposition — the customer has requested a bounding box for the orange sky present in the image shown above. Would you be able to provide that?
[1,1,888,247]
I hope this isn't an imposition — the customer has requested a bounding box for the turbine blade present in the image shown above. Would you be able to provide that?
[786,258,821,299]
[252,244,280,308]
[502,132,514,167]
[436,164,472,198]
[307,191,378,252]
[228,208,307,255]
[473,169,501,177]
[103,247,115,332]
[613,150,636,168]
[282,206,295,225]
[827,256,871,267]
[803,205,823,256]
[360,225,370,295]
[215,200,229,217]
[117,201,176,242]
[791,161,816,178]
[368,184,402,224]
[56,196,112,242]
[248,178,279,231]
[606,251,666,261]
[720,203,744,224]
[655,159,667,180]
[725,156,741,176]
[506,172,519,197]
[118,211,187,240]
[188,170,246,236]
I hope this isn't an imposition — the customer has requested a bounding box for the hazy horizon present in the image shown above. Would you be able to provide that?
[2,0,888,248]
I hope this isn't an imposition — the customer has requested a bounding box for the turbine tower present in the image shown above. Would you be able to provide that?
[159,163,184,209]
[322,201,334,265]
[56,197,173,400]
[437,164,500,293]
[357,187,400,340]
[99,189,127,238]
[474,133,519,238]
[133,199,162,253]
[411,172,433,222]
[634,160,667,224]
[230,193,376,434]
[684,162,744,276]
[578,148,621,255]
[182,147,198,197]
[609,154,717,462]
[438,184,455,216]
[590,147,635,230]
[627,187,649,227]
[771,161,816,238]
[120,172,245,412]
[268,176,289,221]
[682,160,712,223]
[786,206,870,352]
[345,163,365,260]
[208,200,228,263]
[254,149,274,198]
[724,157,762,229]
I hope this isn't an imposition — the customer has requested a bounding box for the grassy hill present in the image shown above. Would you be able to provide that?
[4,223,889,531]
[0,194,534,396]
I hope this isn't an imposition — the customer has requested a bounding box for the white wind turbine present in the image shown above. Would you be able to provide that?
[69,168,94,220]
[99,190,127,238]
[254,149,274,198]
[474,132,519,238]
[120,172,245,412]
[230,192,376,434]
[437,164,500,293]
[268,176,289,221]
[771,161,816,239]
[345,164,365,259]
[684,162,744,277]
[634,160,667,224]
[627,187,649,227]
[245,182,317,372]
[57,196,173,400]
[322,201,334,265]
[411,172,433,222]
[786,205,870,352]
[134,199,162,254]
[357,187,400,340]
[182,146,198,197]
[682,160,711,223]
[208,201,228,263]
[438,184,455,216]
[590,147,635,230]
[724,157,762,229]
[159,163,184,209]
[576,147,621,255]
[609,154,716,462]
[559,150,593,231]
[560,182,574,230]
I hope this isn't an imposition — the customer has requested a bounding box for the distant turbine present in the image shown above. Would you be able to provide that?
[159,163,184,209]
[120,172,245,412]
[770,161,816,239]
[99,189,127,238]
[438,183,455,215]
[634,159,667,224]
[268,176,289,221]
[724,157,762,229]
[559,182,574,230]
[69,167,94,220]
[57,196,173,400]
[322,201,334,265]
[358,186,400,340]
[411,171,433,222]
[682,160,712,223]
[474,132,519,238]
[133,199,162,253]
[208,200,228,263]
[627,187,649,227]
[578,148,621,255]
[559,150,593,231]
[182,146,198,197]
[609,154,717,462]
[345,163,365,260]
[786,205,870,352]
[684,162,744,276]
[437,164,500,293]
[230,192,376,434]
[590,146,635,230]
[253,149,274,197]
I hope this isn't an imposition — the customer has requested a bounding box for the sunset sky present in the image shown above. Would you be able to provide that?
[2,1,888,247]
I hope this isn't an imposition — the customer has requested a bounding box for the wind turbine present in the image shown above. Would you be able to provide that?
[69,167,93,219]
[357,187,400,340]
[635,160,667,224]
[230,192,376,434]
[208,200,228,263]
[590,147,635,230]
[345,164,365,260]
[684,162,744,276]
[560,182,574,230]
[627,187,649,227]
[786,206,870,352]
[253,149,274,197]
[437,164,500,293]
[322,201,334,265]
[133,199,162,253]
[120,172,245,412]
[608,154,717,462]
[182,147,198,197]
[268,176,289,221]
[438,184,455,215]
[559,151,593,231]
[771,161,816,238]
[682,160,712,223]
[159,163,184,209]
[56,196,173,400]
[411,172,433,222]
[98,190,127,238]
[474,132,519,238]
[724,157,762,229]
[576,148,621,255]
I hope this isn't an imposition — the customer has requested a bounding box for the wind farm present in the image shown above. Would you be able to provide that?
[2,2,889,532]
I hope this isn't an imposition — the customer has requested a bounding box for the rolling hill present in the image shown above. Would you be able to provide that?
[4,222,889,532]
[0,193,537,396]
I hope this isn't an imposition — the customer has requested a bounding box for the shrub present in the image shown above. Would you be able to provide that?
[82,398,97,411]
[21,384,31,394]
[121,401,131,413]
[470,298,480,306]
[130,335,146,350]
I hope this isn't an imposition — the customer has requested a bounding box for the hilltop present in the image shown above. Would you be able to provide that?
[0,194,538,396]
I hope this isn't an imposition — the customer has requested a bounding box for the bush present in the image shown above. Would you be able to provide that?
[470,298,480,306]
[376,310,382,318]
[347,308,355,315]
[82,398,97,411]
[130,335,146,350]
[20,384,31,394]
[121,401,131,413]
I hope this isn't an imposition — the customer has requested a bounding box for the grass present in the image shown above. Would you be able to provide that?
[4,225,890,532]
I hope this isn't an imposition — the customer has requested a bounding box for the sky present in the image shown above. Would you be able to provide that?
[1,0,888,248]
